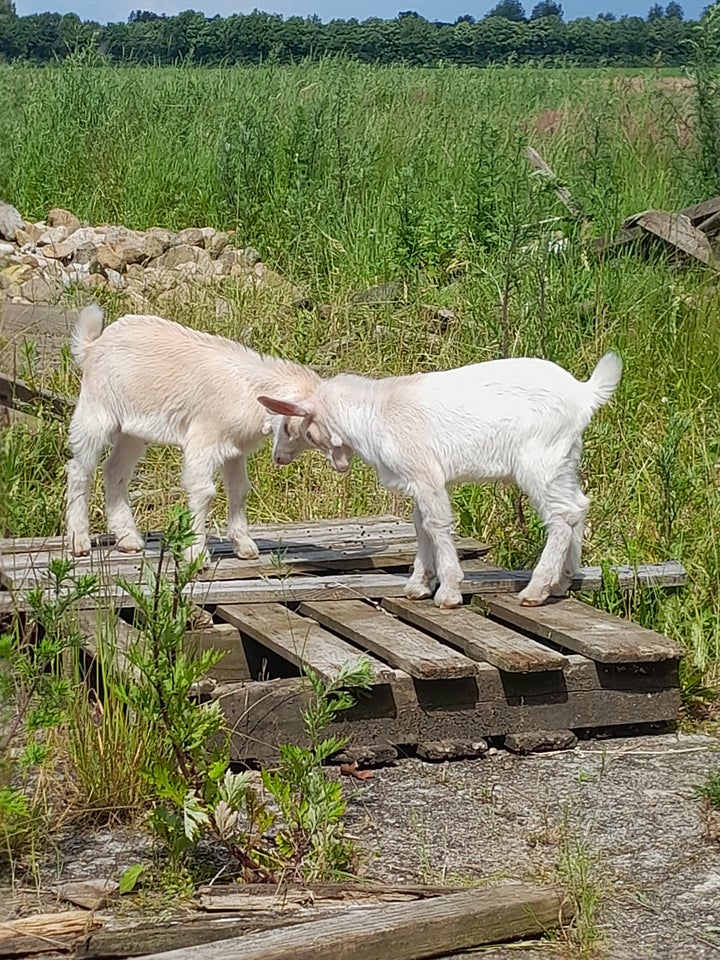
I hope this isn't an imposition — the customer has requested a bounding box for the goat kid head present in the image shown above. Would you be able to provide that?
[257,395,353,473]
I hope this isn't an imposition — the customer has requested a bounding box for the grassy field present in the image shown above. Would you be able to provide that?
[1,56,718,690]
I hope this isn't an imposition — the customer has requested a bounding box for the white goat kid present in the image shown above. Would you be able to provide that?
[258,352,622,608]
[66,305,320,563]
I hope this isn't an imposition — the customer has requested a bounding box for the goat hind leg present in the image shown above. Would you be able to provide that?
[103,434,146,552]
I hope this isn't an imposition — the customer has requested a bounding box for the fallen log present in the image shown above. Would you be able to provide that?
[134,883,572,960]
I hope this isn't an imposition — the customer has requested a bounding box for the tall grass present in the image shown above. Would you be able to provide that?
[0,56,718,684]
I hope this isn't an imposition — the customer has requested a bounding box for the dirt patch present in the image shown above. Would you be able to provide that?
[2,732,718,958]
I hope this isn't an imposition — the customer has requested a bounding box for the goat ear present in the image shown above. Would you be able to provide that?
[258,396,313,418]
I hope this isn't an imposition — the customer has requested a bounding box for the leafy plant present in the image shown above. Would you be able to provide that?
[0,558,98,858]
[116,506,372,882]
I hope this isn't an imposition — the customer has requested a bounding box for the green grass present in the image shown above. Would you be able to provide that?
[0,56,719,693]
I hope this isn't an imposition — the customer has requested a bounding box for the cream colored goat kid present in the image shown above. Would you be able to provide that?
[66,305,320,563]
[258,352,623,608]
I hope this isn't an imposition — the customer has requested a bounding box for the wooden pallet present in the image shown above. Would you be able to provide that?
[0,515,687,762]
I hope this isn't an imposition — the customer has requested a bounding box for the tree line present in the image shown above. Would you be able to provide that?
[0,0,709,67]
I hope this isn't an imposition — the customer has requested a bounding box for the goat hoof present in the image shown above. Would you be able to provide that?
[434,588,463,609]
[116,536,144,553]
[405,583,433,601]
[520,596,544,607]
[232,539,260,560]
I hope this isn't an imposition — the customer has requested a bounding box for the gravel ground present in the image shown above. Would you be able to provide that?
[3,731,719,959]
[343,732,720,959]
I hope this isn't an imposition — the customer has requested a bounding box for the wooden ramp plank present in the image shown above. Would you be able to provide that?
[637,210,716,266]
[215,603,394,684]
[383,598,567,673]
[135,883,572,960]
[484,595,684,663]
[299,600,478,680]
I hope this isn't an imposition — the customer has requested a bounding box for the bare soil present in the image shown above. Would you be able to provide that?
[2,731,718,959]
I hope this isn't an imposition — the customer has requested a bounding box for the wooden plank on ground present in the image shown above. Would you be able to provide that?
[483,595,684,663]
[299,600,479,680]
[525,147,589,221]
[135,883,573,960]
[0,910,103,957]
[0,370,72,418]
[383,598,567,673]
[637,210,716,266]
[215,603,394,684]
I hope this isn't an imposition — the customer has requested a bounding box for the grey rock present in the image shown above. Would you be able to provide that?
[0,201,24,241]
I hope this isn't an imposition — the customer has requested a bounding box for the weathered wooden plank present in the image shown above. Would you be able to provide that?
[637,210,716,266]
[215,603,394,684]
[218,656,681,764]
[382,598,567,673]
[525,147,589,221]
[135,884,573,960]
[299,600,479,680]
[0,537,487,591]
[0,370,72,418]
[0,560,688,615]
[76,608,141,680]
[0,515,417,557]
[197,882,466,908]
[483,595,684,663]
[676,195,720,225]
[594,196,720,255]
[0,910,103,957]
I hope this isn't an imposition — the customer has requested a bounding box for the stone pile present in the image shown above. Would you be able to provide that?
[0,200,299,310]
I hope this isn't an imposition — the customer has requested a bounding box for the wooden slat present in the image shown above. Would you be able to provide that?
[134,884,573,960]
[483,595,684,663]
[0,370,72,417]
[219,656,681,764]
[0,560,689,616]
[676,194,720,225]
[0,537,488,592]
[215,602,394,684]
[299,600,478,680]
[594,196,720,255]
[382,598,566,673]
[637,210,716,266]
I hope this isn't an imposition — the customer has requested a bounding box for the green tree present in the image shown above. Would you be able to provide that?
[530,1,563,19]
[486,0,527,21]
[665,1,684,18]
[647,3,665,19]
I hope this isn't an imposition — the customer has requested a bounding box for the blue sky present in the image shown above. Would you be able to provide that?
[15,0,707,26]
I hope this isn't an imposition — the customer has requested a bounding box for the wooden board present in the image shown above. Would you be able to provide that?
[0,515,420,556]
[637,210,716,266]
[215,602,395,684]
[299,599,479,680]
[382,598,567,673]
[218,655,680,764]
[483,595,684,663]
[0,560,688,616]
[134,883,572,960]
[593,195,720,256]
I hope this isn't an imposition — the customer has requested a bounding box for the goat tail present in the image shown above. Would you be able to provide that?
[585,351,622,411]
[71,303,105,367]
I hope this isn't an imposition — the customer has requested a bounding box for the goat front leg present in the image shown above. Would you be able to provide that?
[223,455,259,559]
[181,447,217,568]
[414,486,464,609]
[405,503,436,600]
